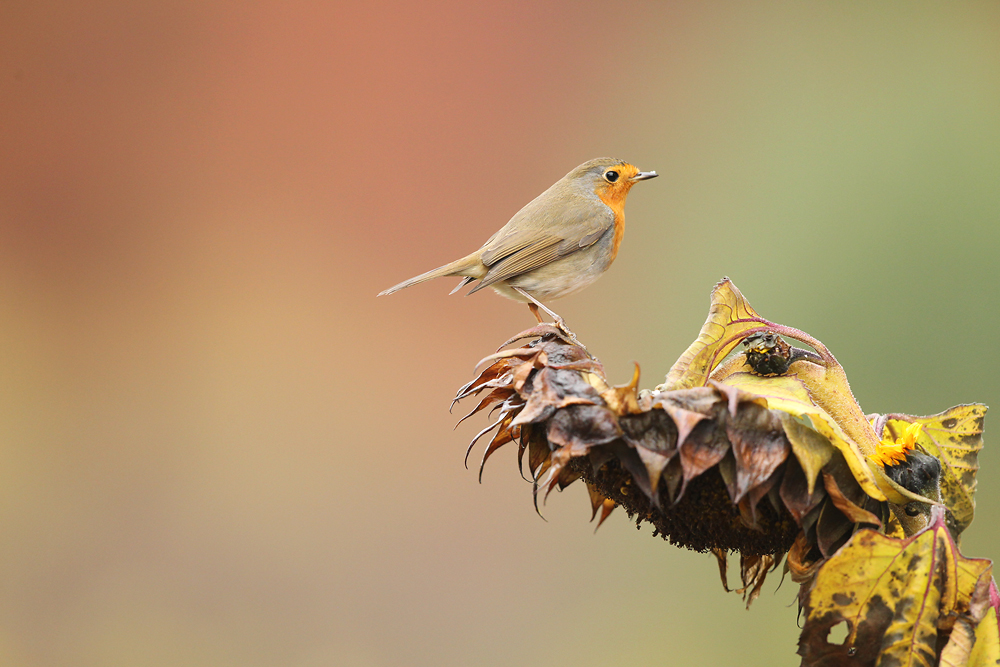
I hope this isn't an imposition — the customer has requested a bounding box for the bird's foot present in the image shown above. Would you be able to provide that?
[551,315,586,351]
[520,291,588,353]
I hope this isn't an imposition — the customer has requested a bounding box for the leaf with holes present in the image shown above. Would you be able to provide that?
[798,506,997,667]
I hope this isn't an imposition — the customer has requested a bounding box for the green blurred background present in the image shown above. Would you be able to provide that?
[2,2,998,665]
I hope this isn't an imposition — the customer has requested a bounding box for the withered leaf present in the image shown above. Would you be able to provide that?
[635,446,671,496]
[452,277,991,653]
[713,548,732,592]
[814,500,852,559]
[619,409,678,456]
[526,423,552,477]
[657,401,710,448]
[786,532,822,588]
[455,390,512,428]
[799,506,996,667]
[478,415,516,481]
[746,467,782,522]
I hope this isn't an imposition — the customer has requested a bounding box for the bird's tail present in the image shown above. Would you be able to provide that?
[377,252,484,297]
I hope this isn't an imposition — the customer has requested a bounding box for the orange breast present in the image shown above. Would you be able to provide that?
[598,190,628,262]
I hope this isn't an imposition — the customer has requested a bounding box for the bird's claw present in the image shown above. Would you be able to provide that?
[551,316,587,353]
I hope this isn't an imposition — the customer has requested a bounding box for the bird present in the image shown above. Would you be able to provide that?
[378,157,657,332]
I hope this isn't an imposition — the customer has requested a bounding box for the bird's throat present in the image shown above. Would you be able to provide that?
[598,189,629,261]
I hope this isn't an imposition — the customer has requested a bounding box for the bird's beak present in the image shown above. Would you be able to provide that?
[631,171,658,181]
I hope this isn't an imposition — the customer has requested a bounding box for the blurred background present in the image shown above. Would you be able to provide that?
[1,1,998,665]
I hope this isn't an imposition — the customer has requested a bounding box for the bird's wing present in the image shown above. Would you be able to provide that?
[469,200,614,293]
[479,190,613,267]
[469,237,566,293]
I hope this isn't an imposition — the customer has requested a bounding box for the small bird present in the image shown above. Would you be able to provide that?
[378,157,657,330]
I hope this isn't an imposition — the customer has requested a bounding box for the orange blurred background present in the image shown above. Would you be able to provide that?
[2,2,999,665]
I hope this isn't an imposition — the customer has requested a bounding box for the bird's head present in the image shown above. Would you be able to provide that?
[568,157,658,208]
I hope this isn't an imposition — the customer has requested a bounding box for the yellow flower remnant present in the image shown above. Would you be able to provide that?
[872,422,923,467]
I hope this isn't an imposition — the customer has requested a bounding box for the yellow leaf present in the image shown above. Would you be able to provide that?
[969,606,1000,666]
[662,278,768,390]
[799,506,994,666]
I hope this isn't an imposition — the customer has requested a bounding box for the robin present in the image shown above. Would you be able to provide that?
[378,157,657,331]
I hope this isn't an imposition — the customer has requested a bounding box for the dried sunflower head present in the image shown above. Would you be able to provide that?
[455,279,986,607]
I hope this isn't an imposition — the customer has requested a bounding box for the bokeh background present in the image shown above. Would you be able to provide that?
[2,2,999,665]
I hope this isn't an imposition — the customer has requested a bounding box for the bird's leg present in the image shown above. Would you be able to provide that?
[513,287,584,348]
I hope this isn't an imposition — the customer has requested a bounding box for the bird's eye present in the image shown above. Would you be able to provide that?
[904,504,921,517]
[604,170,619,183]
